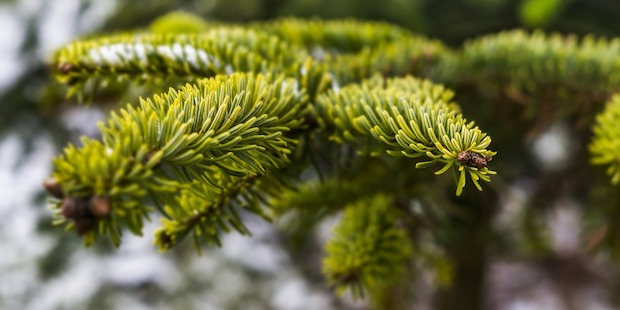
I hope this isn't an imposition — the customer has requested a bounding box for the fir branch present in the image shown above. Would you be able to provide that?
[149,11,214,34]
[52,28,305,98]
[590,94,620,184]
[262,18,454,86]
[48,73,308,246]
[261,18,411,53]
[52,17,453,101]
[155,164,293,252]
[462,30,620,96]
[50,138,168,246]
[154,175,258,253]
[327,37,455,86]
[315,75,496,195]
[271,164,393,238]
[291,58,333,103]
[323,194,412,299]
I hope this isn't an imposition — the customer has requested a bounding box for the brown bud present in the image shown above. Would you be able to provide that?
[43,178,64,199]
[89,196,110,218]
[58,63,74,74]
[61,197,89,219]
[75,218,96,236]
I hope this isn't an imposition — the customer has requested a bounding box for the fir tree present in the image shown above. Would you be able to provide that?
[42,11,620,308]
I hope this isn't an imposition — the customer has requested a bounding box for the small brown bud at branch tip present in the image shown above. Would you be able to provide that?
[89,196,111,218]
[58,63,74,74]
[43,178,64,199]
[61,197,88,219]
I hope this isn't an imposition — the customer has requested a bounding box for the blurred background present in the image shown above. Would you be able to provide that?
[2,0,620,309]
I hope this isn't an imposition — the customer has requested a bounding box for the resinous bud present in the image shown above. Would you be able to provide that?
[89,196,111,218]
[43,178,64,199]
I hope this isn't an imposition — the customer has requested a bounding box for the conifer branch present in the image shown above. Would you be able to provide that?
[323,194,412,299]
[153,168,294,252]
[42,12,620,304]
[327,37,454,86]
[155,175,256,252]
[52,17,452,101]
[590,94,620,184]
[262,18,453,85]
[261,18,412,53]
[149,11,214,34]
[462,30,620,96]
[315,75,496,195]
[48,73,307,246]
[45,16,500,256]
[52,29,305,98]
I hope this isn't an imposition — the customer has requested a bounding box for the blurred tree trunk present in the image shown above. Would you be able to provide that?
[434,190,497,310]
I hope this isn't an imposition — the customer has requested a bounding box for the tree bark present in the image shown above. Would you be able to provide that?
[434,189,497,310]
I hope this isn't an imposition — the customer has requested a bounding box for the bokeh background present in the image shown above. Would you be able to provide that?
[2,0,620,309]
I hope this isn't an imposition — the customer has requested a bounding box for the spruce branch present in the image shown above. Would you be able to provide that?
[590,94,620,184]
[315,75,496,195]
[323,194,412,299]
[47,72,308,246]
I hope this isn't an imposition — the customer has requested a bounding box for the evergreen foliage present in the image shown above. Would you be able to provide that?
[315,75,495,195]
[43,11,620,304]
[50,72,307,246]
[322,194,412,298]
[461,30,620,98]
[149,11,213,34]
[53,29,305,99]
[591,95,620,184]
